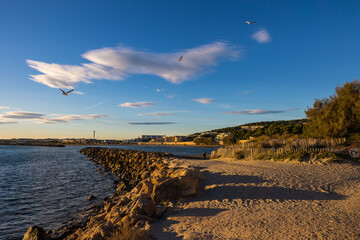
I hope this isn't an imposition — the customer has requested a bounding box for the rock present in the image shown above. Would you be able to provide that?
[151,179,180,202]
[130,195,156,217]
[23,226,51,240]
[88,195,96,200]
[170,168,202,197]
[116,182,127,192]
[120,213,154,227]
[134,219,151,231]
[154,205,167,219]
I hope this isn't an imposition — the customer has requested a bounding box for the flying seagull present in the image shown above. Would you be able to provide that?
[179,56,183,62]
[59,89,74,96]
[244,21,256,24]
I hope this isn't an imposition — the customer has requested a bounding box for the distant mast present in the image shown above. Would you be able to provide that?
[93,131,96,140]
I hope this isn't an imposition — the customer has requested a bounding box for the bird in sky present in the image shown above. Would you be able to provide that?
[244,21,256,24]
[179,56,183,62]
[59,89,74,96]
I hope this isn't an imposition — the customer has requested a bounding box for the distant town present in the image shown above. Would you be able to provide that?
[0,125,266,147]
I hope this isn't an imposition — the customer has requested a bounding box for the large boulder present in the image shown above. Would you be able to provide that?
[130,195,156,217]
[151,179,180,202]
[23,226,51,240]
[169,168,203,197]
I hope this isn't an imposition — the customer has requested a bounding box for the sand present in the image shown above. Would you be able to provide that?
[150,158,360,239]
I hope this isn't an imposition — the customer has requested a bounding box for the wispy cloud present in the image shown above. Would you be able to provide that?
[86,101,106,110]
[119,102,154,108]
[156,88,164,92]
[2,111,45,119]
[138,112,176,116]
[36,114,108,124]
[128,122,176,125]
[0,110,108,124]
[0,121,18,124]
[73,91,85,95]
[192,98,215,104]
[252,29,271,43]
[226,108,299,115]
[167,95,175,98]
[0,106,10,110]
[27,42,240,88]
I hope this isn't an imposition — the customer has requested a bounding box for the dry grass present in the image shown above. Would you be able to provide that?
[105,222,150,240]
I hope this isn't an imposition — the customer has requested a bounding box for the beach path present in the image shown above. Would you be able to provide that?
[150,158,360,239]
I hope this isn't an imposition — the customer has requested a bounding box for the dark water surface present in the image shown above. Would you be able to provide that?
[0,145,218,240]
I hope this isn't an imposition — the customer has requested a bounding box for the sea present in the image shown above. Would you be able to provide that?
[0,145,218,240]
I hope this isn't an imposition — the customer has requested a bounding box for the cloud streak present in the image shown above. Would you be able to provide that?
[0,111,108,124]
[128,122,176,125]
[252,29,271,43]
[86,101,106,110]
[27,42,240,88]
[119,102,154,108]
[2,111,45,119]
[192,98,214,104]
[0,121,18,124]
[138,112,176,116]
[226,108,299,115]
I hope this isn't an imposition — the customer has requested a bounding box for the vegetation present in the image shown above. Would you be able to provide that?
[208,119,307,143]
[235,150,245,160]
[305,80,360,139]
[194,136,217,145]
[255,150,349,163]
[105,222,148,240]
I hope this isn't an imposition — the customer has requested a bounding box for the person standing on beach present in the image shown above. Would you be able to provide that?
[202,152,207,159]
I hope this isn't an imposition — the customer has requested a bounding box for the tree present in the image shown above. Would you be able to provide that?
[222,136,237,145]
[305,80,360,138]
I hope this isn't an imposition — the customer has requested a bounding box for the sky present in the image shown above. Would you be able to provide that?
[0,0,359,139]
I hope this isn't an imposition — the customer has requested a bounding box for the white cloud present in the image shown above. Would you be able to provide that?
[138,112,176,116]
[156,88,163,92]
[27,42,240,88]
[0,106,10,110]
[226,108,299,115]
[252,29,271,43]
[192,98,215,104]
[73,91,85,95]
[118,102,154,108]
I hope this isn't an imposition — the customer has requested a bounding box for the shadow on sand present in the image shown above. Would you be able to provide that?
[192,171,345,202]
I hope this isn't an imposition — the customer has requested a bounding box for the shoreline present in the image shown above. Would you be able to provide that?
[23,147,203,239]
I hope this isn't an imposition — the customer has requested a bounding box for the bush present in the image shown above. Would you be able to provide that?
[305,80,360,138]
[235,151,245,160]
[105,222,148,240]
[222,136,237,145]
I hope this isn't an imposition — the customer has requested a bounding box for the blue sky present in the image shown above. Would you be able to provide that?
[0,0,359,139]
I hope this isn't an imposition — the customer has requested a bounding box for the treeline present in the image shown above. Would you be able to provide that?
[194,80,360,146]
[221,119,307,145]
[192,119,307,145]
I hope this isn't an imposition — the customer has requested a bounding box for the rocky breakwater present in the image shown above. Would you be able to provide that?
[23,147,203,240]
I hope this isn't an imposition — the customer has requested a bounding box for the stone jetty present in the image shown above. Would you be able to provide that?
[23,147,203,240]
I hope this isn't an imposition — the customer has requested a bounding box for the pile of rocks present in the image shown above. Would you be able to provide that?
[23,148,203,240]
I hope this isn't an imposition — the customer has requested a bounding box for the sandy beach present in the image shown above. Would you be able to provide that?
[150,158,360,239]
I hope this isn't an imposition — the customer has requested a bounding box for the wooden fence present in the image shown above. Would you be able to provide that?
[211,138,347,159]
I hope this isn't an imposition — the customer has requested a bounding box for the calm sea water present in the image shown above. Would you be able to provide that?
[0,145,218,240]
